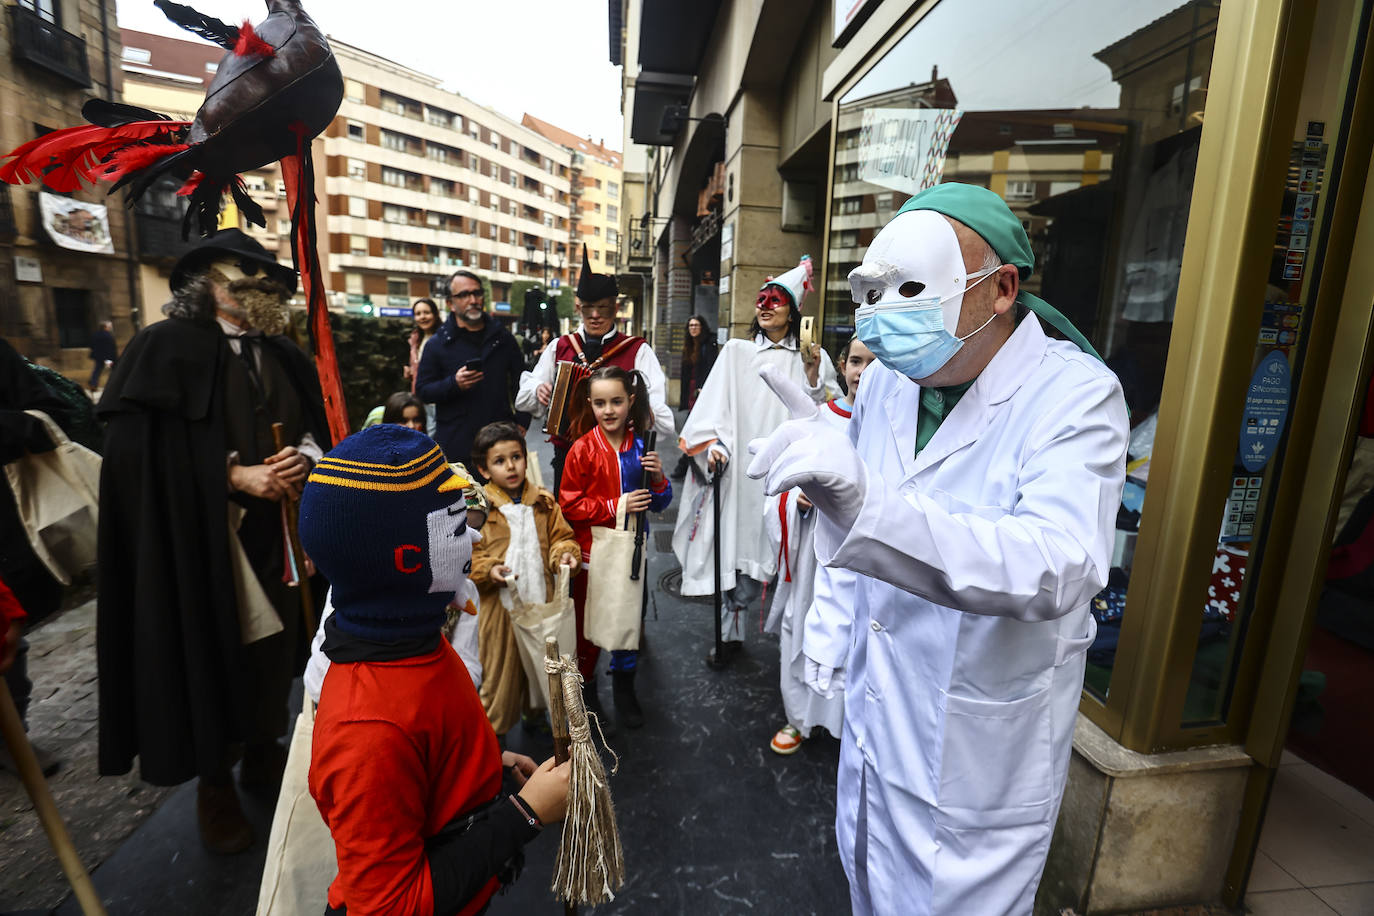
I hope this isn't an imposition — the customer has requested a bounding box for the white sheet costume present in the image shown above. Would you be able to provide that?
[763,397,851,738]
[746,184,1129,916]
[671,334,838,637]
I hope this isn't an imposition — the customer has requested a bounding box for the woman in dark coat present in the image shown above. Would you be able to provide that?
[678,314,717,411]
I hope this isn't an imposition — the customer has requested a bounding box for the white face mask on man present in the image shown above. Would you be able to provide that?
[848,210,999,380]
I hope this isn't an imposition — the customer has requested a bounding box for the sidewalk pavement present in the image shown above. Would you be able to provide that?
[0,600,174,913]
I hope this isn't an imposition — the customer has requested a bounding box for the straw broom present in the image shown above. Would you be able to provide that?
[544,638,624,907]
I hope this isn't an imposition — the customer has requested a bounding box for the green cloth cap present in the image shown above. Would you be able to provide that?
[896,183,1101,361]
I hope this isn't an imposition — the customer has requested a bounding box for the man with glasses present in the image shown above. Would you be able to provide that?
[517,247,675,492]
[418,270,531,475]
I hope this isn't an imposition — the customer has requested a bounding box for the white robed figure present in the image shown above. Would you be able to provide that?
[763,338,875,755]
[671,256,839,641]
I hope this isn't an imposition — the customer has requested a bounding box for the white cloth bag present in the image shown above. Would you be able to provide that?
[510,564,575,710]
[583,497,645,651]
[3,410,101,585]
[255,703,336,916]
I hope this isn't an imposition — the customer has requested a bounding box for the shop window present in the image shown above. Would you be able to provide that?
[825,0,1227,700]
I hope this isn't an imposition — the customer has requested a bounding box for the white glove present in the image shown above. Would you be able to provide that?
[804,656,845,698]
[746,365,867,532]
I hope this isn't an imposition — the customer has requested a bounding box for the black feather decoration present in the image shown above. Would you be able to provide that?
[153,0,240,49]
[229,176,266,229]
[82,99,173,127]
[182,178,224,238]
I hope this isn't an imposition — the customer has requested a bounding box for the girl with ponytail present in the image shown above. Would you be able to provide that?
[557,366,672,730]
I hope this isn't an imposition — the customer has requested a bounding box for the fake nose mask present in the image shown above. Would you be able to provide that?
[848,210,998,380]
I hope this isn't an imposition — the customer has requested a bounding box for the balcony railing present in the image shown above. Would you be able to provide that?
[8,5,90,88]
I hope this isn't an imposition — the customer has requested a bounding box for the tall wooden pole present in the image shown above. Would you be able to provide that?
[272,422,316,636]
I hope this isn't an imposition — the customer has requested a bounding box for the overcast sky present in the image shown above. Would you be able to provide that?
[116,0,626,150]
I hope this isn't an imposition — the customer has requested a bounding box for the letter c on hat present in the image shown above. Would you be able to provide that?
[394,544,423,574]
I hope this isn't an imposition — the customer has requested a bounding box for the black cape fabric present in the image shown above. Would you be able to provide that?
[94,315,328,785]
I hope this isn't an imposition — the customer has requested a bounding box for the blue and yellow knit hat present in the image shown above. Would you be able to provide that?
[299,424,473,641]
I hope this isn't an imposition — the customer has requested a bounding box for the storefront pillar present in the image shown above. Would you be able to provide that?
[1037,717,1252,914]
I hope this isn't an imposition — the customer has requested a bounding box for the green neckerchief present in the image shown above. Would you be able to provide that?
[916,379,975,456]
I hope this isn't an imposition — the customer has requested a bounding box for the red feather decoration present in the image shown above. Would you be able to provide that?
[0,121,190,190]
[233,20,276,58]
[93,143,191,184]
[177,171,206,196]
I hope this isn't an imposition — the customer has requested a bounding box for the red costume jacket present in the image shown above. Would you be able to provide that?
[310,643,503,916]
[559,425,672,561]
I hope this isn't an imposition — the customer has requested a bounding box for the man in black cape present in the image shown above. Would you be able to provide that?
[96,229,329,854]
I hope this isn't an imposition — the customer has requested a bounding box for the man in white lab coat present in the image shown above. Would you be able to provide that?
[748,183,1129,915]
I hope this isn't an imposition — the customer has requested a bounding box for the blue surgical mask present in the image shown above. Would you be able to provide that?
[854,267,1000,380]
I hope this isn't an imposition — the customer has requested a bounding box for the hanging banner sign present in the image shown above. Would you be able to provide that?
[1238,350,1291,472]
[39,192,114,254]
[857,108,964,199]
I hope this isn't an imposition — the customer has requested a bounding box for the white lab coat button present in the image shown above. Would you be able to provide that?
[871,620,883,632]
[856,735,864,750]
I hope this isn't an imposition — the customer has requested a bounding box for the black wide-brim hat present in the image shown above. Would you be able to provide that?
[170,227,297,293]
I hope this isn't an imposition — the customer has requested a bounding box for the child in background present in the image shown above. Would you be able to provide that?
[559,367,672,730]
[301,425,568,916]
[470,421,580,736]
[764,337,875,755]
[382,392,427,431]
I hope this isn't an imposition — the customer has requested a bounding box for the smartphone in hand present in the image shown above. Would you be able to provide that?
[463,358,483,373]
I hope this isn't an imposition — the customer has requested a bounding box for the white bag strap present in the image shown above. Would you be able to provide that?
[614,493,628,530]
[553,562,571,596]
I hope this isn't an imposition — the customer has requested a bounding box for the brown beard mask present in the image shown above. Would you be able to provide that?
[208,267,292,335]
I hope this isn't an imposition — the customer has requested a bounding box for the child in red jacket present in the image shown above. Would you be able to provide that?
[301,425,569,916]
[559,366,672,730]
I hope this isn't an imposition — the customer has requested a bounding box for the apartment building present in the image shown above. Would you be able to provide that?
[0,0,134,373]
[325,42,574,318]
[118,27,288,321]
[521,114,622,278]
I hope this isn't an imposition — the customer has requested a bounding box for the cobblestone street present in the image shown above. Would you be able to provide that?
[0,599,173,913]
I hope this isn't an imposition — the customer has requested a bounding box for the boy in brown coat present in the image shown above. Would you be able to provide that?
[471,422,580,734]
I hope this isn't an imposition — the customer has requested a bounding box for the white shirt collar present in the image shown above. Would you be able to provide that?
[577,324,619,344]
[754,332,797,352]
[216,315,260,338]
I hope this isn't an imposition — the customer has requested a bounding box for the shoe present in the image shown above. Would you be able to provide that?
[770,724,803,756]
[0,740,62,777]
[611,671,645,729]
[239,740,287,794]
[582,679,616,738]
[670,457,689,481]
[197,780,253,855]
